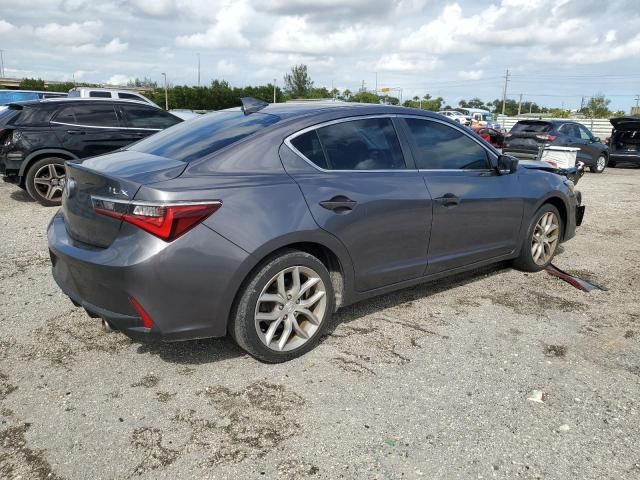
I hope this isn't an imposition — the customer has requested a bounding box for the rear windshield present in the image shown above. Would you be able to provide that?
[511,121,551,133]
[128,111,281,162]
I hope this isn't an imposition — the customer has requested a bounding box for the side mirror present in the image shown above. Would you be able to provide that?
[497,154,518,175]
[593,136,601,143]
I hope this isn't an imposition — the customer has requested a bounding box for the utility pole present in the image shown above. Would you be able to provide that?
[500,68,510,125]
[0,50,4,78]
[360,80,366,93]
[161,72,168,110]
[273,78,277,103]
[375,72,378,94]
[580,96,585,111]
[197,53,200,87]
[517,93,523,116]
[635,94,640,107]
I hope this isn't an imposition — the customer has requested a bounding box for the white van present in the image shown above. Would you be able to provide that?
[457,108,500,129]
[68,87,158,107]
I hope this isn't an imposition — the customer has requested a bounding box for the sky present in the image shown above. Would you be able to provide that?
[0,0,639,111]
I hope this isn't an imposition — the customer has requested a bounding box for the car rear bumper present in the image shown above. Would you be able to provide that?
[47,210,251,342]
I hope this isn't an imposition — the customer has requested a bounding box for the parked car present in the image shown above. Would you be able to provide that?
[608,117,640,167]
[68,87,158,107]
[473,127,505,148]
[503,120,609,173]
[0,98,182,205]
[0,90,67,106]
[439,110,470,126]
[457,108,500,129]
[48,100,584,363]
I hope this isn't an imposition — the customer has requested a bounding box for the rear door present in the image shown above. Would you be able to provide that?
[51,103,132,158]
[118,104,181,142]
[283,116,433,292]
[400,117,523,274]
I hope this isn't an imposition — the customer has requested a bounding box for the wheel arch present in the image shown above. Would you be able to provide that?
[18,149,79,182]
[538,195,568,241]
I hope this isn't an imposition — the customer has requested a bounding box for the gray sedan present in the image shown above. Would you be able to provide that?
[48,100,584,362]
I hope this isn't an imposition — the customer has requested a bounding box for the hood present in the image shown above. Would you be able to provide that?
[519,159,584,185]
[610,117,640,130]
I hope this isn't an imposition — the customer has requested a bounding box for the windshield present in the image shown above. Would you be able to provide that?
[482,113,493,121]
[0,91,40,105]
[129,111,281,163]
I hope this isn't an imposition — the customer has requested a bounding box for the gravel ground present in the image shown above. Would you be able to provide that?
[0,167,639,480]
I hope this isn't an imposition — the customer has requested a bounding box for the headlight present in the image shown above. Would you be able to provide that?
[563,179,575,192]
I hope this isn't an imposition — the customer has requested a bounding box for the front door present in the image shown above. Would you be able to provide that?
[400,117,524,275]
[282,117,433,292]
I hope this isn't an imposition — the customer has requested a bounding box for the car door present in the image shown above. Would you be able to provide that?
[560,123,591,164]
[51,103,132,158]
[399,116,524,275]
[118,104,181,142]
[283,116,433,292]
[575,123,601,164]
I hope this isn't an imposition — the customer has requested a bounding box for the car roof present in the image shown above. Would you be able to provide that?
[7,98,164,109]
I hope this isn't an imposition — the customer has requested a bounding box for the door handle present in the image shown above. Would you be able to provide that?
[434,193,460,207]
[66,130,86,135]
[319,196,357,213]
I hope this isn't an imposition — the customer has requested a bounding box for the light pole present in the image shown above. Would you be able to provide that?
[0,50,5,78]
[161,72,168,110]
[197,53,200,87]
[273,78,277,103]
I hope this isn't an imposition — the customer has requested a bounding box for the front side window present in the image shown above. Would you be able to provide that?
[121,104,180,129]
[405,118,490,170]
[292,118,406,170]
[53,104,119,127]
[577,125,593,141]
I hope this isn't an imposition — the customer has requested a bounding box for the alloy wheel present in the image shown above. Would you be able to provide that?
[596,156,606,172]
[33,163,66,201]
[531,211,560,265]
[254,265,327,352]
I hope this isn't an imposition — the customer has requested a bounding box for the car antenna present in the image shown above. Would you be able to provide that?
[240,97,269,115]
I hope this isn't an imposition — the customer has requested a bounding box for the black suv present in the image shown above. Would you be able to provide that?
[503,120,609,173]
[0,99,182,205]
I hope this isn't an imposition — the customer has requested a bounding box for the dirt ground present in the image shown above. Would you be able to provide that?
[0,166,639,480]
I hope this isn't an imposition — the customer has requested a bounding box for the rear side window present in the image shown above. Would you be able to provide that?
[405,118,490,170]
[89,91,112,98]
[128,111,280,163]
[119,93,145,102]
[294,118,405,170]
[0,91,39,105]
[511,121,551,133]
[53,104,120,127]
[290,130,328,169]
[120,104,180,129]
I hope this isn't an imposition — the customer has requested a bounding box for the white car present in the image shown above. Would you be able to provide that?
[439,110,471,126]
[68,87,158,107]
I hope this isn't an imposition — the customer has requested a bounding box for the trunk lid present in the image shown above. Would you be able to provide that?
[63,150,187,248]
[610,117,640,130]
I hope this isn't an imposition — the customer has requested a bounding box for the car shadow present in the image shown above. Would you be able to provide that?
[10,189,35,202]
[136,336,246,365]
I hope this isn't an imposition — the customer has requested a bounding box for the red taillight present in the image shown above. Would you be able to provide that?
[535,134,557,141]
[129,296,154,329]
[93,198,221,241]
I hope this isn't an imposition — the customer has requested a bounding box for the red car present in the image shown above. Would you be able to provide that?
[473,127,505,148]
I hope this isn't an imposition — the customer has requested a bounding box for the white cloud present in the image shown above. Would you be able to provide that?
[0,19,15,33]
[126,0,176,17]
[215,59,238,75]
[70,38,128,54]
[33,21,102,45]
[458,69,484,80]
[374,53,438,73]
[175,1,251,48]
[107,74,131,85]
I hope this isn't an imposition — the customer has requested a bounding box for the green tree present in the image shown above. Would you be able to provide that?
[547,108,570,118]
[403,93,444,111]
[283,64,313,99]
[19,78,46,90]
[341,89,352,101]
[581,94,611,118]
[128,77,158,88]
[351,91,380,104]
[46,82,75,93]
[459,97,488,110]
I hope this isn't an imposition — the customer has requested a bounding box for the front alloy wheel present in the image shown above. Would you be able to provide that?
[531,211,560,266]
[590,155,607,173]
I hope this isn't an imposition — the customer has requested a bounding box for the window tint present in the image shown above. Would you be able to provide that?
[53,104,119,127]
[511,121,551,133]
[121,104,180,129]
[290,130,328,169]
[119,93,144,101]
[405,118,490,170]
[577,124,593,140]
[129,111,280,163]
[89,91,112,98]
[0,91,40,105]
[312,118,405,170]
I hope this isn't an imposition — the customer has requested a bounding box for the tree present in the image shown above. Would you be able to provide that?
[581,94,611,118]
[459,97,488,110]
[283,64,313,99]
[351,91,380,104]
[19,78,46,90]
[128,77,158,88]
[341,89,352,101]
[46,82,75,93]
[403,93,444,111]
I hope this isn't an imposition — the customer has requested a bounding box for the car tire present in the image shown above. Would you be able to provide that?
[229,250,335,363]
[589,154,607,174]
[25,157,67,206]
[512,204,563,272]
